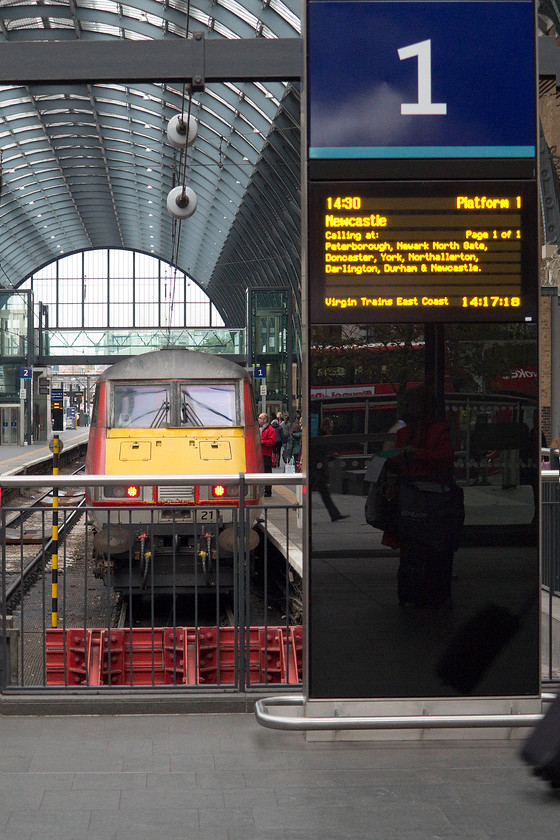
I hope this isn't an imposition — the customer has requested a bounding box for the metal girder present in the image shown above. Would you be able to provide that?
[0,34,556,87]
[535,35,560,87]
[540,125,560,246]
[540,35,560,83]
[0,36,302,85]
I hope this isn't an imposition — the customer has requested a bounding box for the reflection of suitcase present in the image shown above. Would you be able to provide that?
[521,693,560,788]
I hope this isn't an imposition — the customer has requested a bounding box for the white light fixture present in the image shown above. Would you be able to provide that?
[167,114,198,149]
[167,186,197,219]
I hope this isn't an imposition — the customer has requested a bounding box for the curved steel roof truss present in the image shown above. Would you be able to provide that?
[0,0,302,327]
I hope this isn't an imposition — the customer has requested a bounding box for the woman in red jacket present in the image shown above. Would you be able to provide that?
[259,413,277,497]
[388,385,456,608]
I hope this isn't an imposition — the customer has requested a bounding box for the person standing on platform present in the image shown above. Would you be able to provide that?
[286,421,302,471]
[271,418,282,467]
[280,414,292,462]
[259,413,277,497]
[310,418,349,522]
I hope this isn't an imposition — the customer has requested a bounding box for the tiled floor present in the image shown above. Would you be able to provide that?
[0,711,558,840]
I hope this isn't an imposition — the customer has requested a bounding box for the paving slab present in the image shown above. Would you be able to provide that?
[0,713,559,840]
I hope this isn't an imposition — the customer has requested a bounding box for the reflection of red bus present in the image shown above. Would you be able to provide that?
[310,386,536,475]
[310,382,418,437]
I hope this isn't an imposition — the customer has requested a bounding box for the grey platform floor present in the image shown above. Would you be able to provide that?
[0,429,90,475]
[0,712,559,840]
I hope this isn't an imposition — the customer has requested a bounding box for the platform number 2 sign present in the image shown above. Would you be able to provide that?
[398,39,447,116]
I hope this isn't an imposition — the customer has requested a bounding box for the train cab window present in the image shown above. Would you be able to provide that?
[91,385,100,426]
[179,384,236,427]
[113,384,170,428]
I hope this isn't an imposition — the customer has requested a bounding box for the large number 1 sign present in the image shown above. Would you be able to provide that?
[307,0,536,160]
[398,39,447,115]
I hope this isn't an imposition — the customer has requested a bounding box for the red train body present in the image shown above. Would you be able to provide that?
[85,348,263,596]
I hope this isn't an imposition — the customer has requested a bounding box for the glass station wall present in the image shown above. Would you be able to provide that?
[0,290,31,403]
[21,250,224,330]
[308,322,539,699]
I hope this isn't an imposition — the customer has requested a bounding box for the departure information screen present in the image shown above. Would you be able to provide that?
[308,180,538,323]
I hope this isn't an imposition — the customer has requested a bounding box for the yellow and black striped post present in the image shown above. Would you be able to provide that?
[51,434,59,628]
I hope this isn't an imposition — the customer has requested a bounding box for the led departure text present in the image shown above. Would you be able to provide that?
[319,193,524,312]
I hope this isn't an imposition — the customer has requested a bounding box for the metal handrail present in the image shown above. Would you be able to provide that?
[254,695,544,731]
[0,472,305,489]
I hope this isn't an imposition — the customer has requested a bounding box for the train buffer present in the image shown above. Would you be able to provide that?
[46,625,303,687]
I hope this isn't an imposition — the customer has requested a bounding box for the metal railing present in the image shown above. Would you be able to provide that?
[541,469,560,684]
[0,472,304,695]
[3,468,560,706]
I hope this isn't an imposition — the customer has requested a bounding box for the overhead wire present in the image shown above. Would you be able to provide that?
[167,0,193,339]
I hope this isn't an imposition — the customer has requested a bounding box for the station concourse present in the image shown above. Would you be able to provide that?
[2,711,560,840]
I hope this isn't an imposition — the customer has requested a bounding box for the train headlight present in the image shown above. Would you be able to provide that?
[199,484,246,500]
[103,485,142,500]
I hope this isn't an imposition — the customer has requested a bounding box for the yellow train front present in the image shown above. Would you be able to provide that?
[85,348,263,597]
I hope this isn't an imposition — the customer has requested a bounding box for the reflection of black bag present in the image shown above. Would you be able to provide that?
[365,461,400,533]
[398,476,464,550]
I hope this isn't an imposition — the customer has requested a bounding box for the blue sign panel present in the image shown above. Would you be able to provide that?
[307,0,536,159]
[19,367,32,379]
[253,365,266,378]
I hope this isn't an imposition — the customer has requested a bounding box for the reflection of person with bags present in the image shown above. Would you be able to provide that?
[387,385,462,608]
[364,420,405,544]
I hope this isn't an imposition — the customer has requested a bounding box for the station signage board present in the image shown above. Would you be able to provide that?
[51,389,64,410]
[305,0,540,704]
[308,178,538,323]
[307,0,536,162]
[306,0,538,323]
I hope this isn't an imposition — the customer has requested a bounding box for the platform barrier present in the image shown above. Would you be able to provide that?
[0,471,304,694]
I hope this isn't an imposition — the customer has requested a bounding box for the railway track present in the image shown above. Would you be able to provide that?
[3,466,86,609]
[114,590,237,629]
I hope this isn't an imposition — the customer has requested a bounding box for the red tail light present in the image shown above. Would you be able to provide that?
[212,484,226,498]
[126,485,140,498]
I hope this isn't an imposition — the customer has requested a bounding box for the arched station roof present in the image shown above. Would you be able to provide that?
[0,0,302,326]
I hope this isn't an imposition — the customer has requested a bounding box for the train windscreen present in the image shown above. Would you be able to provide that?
[111,382,237,428]
[179,384,236,427]
[113,384,171,428]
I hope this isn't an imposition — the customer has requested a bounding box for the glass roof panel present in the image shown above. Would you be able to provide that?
[0,0,302,325]
[269,0,300,32]
[217,0,259,29]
